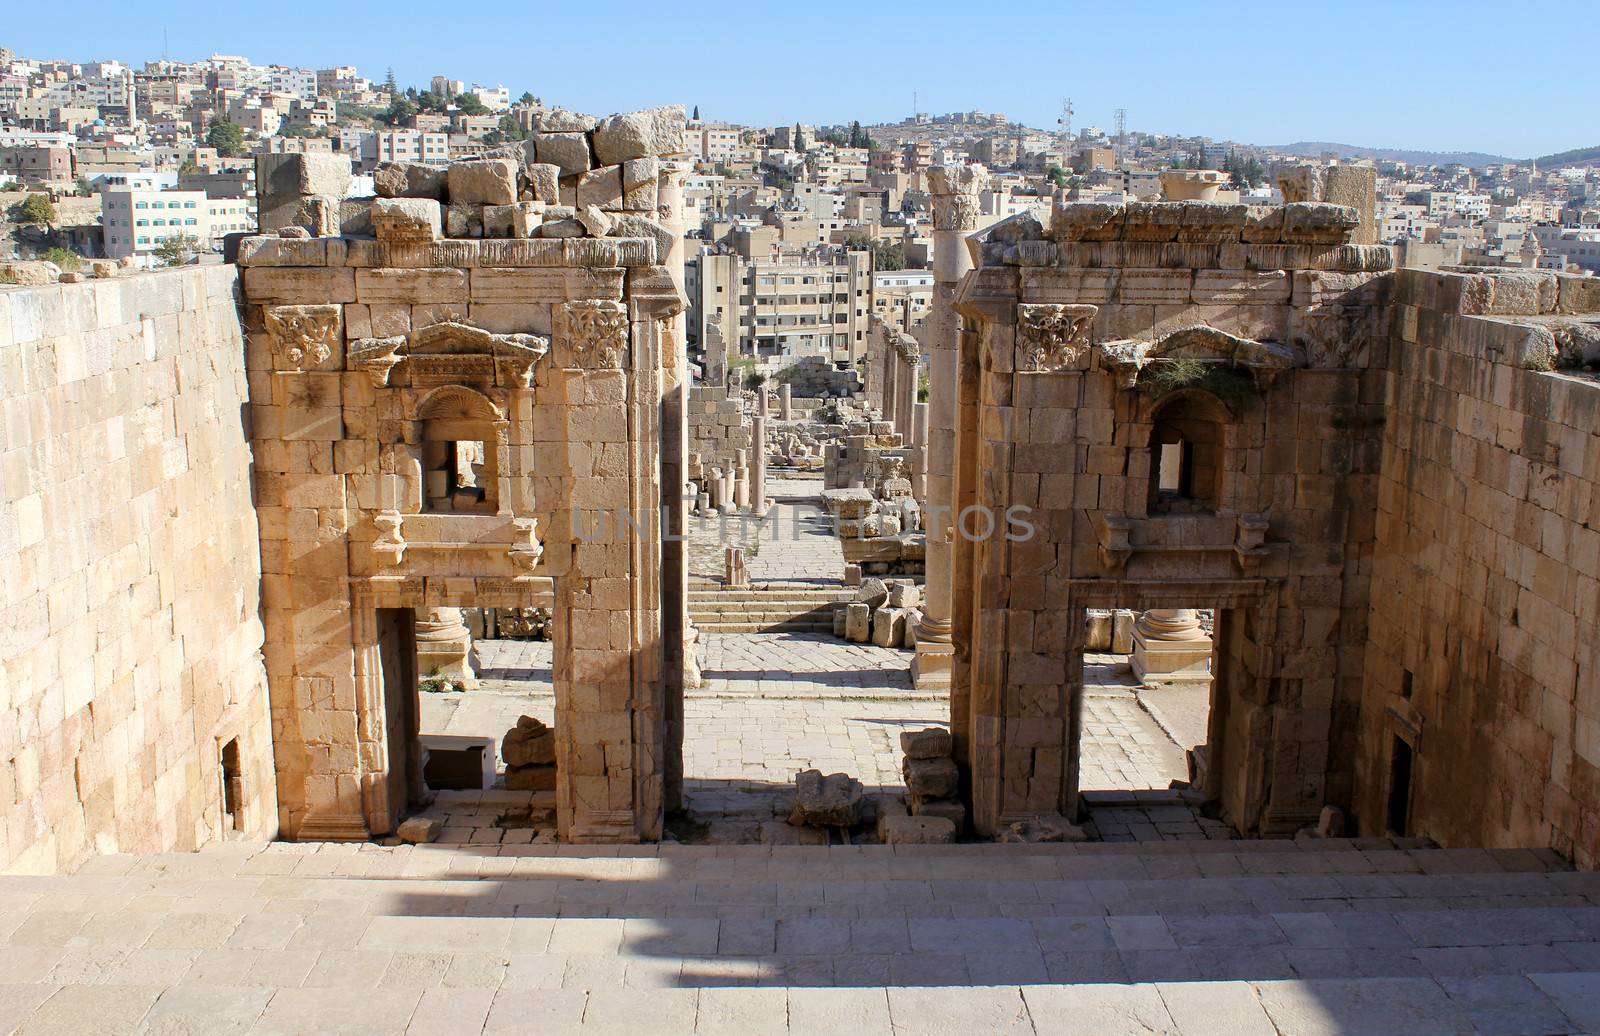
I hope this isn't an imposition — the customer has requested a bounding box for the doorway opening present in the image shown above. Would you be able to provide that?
[1076,605,1228,842]
[375,603,559,844]
[219,737,242,832]
[1386,734,1414,836]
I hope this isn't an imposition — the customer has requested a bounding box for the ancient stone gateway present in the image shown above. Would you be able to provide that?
[239,108,691,843]
[946,199,1392,838]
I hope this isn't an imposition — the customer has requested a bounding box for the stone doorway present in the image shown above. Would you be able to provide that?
[1074,605,1228,843]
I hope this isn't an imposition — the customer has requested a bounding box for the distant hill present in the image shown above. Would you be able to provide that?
[1535,144,1600,167]
[1267,141,1516,169]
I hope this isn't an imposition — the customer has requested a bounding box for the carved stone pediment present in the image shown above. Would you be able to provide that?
[1017,304,1098,372]
[1096,325,1304,389]
[345,321,550,389]
[265,304,342,371]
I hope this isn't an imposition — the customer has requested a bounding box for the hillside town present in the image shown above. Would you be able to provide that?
[2,46,1598,379]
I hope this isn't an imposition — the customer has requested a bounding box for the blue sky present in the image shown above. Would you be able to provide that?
[12,1,1595,158]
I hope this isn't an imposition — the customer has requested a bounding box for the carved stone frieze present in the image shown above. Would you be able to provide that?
[559,299,630,368]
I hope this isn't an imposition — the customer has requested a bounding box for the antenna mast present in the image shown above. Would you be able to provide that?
[1113,108,1127,164]
[1057,97,1074,159]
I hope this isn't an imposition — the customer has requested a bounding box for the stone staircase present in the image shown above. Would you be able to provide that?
[689,585,854,634]
[6,837,1597,1034]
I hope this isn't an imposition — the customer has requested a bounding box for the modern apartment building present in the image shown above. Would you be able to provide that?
[100,187,252,260]
[687,249,873,368]
[359,130,450,171]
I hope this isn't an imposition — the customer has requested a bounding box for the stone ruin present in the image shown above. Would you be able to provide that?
[239,104,693,843]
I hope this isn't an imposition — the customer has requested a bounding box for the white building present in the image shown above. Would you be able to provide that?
[360,130,450,170]
[101,187,249,260]
[471,85,511,112]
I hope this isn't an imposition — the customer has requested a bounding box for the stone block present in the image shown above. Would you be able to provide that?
[1112,610,1136,654]
[844,602,871,643]
[904,756,958,798]
[1176,202,1248,242]
[911,797,966,827]
[533,132,592,176]
[242,266,356,303]
[525,163,562,204]
[505,763,557,791]
[880,815,955,844]
[788,769,865,827]
[1280,203,1360,244]
[397,816,441,844]
[592,105,687,165]
[899,727,952,759]
[1050,201,1123,242]
[622,156,659,210]
[371,198,442,244]
[448,159,519,205]
[856,577,888,608]
[844,563,862,586]
[354,267,467,304]
[374,162,447,200]
[577,205,614,237]
[1086,609,1112,651]
[446,202,484,239]
[887,583,921,609]
[576,166,625,210]
[503,715,556,766]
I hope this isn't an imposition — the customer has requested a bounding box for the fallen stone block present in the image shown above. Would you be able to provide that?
[788,769,865,828]
[592,105,687,165]
[997,814,1087,843]
[887,582,921,609]
[856,577,888,609]
[371,198,442,244]
[505,763,557,791]
[502,715,555,767]
[871,607,906,648]
[448,159,520,206]
[397,816,441,844]
[911,797,966,828]
[899,727,952,760]
[904,756,959,798]
[374,162,447,200]
[844,602,871,643]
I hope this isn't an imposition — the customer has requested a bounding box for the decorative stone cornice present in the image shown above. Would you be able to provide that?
[1096,325,1304,389]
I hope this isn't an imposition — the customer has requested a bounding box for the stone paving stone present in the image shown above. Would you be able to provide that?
[482,988,589,1035]
[1154,980,1276,1036]
[1025,982,1177,1035]
[1526,972,1600,1032]
[787,986,890,1034]
[886,986,1033,1035]
[138,982,273,1035]
[695,986,789,1036]
[1253,976,1477,1035]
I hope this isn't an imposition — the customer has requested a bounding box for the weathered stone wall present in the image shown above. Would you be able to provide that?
[781,355,861,398]
[0,267,278,874]
[688,384,751,470]
[1359,269,1600,866]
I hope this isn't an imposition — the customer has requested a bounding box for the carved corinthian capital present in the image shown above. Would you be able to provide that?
[264,304,342,371]
[559,299,630,369]
[1017,304,1099,372]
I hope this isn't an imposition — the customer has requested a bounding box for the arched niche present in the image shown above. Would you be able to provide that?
[1147,388,1231,515]
[415,385,507,515]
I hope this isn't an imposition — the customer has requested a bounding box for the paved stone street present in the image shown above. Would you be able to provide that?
[4,839,1597,1034]
[688,475,845,586]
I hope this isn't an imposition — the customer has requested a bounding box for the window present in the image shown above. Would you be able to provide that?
[220,737,243,831]
[1148,393,1227,514]
[1386,736,1414,836]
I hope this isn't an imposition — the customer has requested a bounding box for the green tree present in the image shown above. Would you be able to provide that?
[519,91,537,106]
[74,175,94,197]
[1046,164,1069,188]
[206,120,246,157]
[153,233,201,267]
[381,96,418,126]
[383,67,398,94]
[15,193,55,226]
[844,232,904,271]
[692,104,700,121]
[848,120,863,148]
[453,92,489,116]
[178,159,200,176]
[792,122,804,151]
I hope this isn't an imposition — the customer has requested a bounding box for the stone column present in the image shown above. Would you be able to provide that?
[1130,610,1214,688]
[913,164,985,690]
[752,386,770,515]
[414,607,476,687]
[911,400,929,502]
[779,383,792,420]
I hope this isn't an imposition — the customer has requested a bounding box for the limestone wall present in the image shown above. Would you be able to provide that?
[0,266,278,874]
[688,384,751,470]
[1360,269,1600,867]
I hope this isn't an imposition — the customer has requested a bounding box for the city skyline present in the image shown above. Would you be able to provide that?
[8,0,1597,160]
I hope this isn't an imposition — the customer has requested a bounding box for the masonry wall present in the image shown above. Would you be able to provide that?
[1360,269,1600,867]
[0,266,278,874]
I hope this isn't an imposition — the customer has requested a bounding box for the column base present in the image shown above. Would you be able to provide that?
[1130,631,1213,689]
[912,621,954,689]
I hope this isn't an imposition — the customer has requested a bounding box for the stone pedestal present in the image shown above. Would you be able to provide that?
[415,607,476,687]
[1130,609,1213,687]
